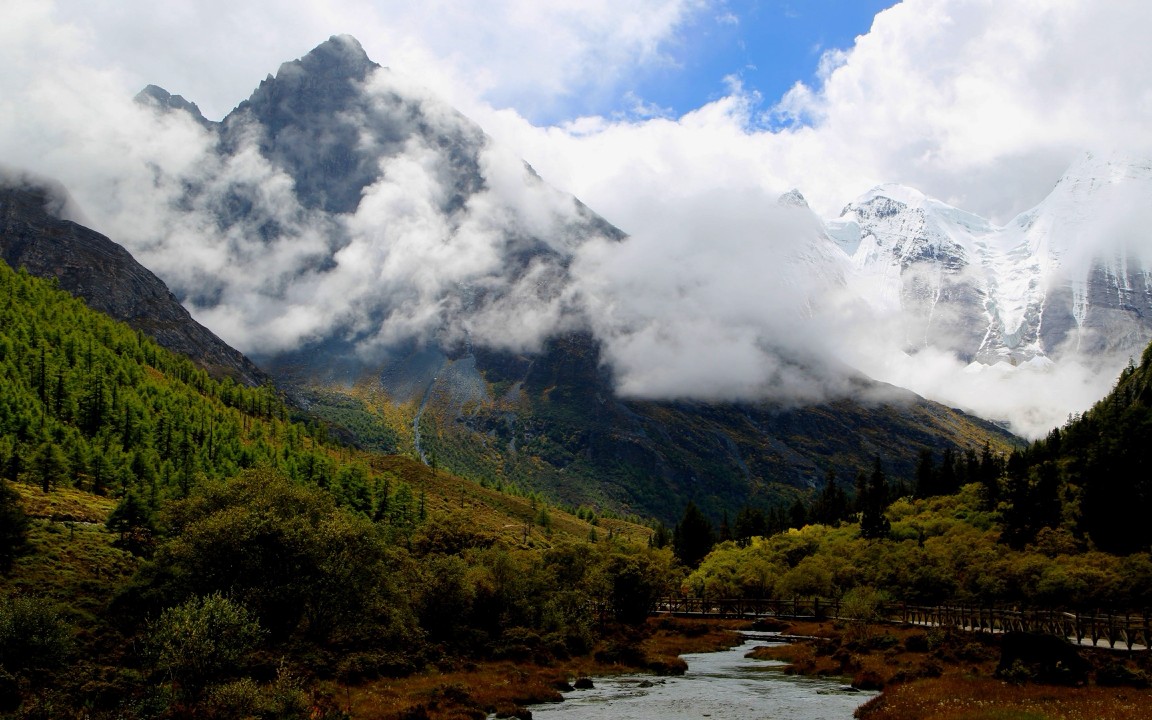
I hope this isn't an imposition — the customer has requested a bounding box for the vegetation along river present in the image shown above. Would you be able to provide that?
[529,633,877,720]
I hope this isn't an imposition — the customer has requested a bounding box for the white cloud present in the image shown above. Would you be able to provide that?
[36,0,704,123]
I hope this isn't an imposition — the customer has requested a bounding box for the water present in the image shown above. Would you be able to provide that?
[530,633,877,720]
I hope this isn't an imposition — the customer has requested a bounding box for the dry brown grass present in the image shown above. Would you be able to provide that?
[342,618,749,719]
[367,454,652,547]
[856,676,1152,720]
[745,620,1152,720]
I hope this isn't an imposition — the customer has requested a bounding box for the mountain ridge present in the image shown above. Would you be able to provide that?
[0,177,268,387]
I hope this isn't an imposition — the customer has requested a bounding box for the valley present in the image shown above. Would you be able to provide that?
[2,25,1152,720]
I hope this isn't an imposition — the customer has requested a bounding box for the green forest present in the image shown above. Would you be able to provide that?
[3,256,1152,718]
[0,261,675,718]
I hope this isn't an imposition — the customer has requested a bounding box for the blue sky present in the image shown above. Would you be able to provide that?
[588,0,897,125]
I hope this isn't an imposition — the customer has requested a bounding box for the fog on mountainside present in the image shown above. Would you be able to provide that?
[5,35,1151,439]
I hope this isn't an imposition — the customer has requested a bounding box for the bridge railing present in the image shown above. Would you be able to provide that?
[651,596,1152,651]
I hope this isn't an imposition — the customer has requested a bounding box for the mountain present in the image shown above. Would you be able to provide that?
[0,176,267,387]
[828,152,1152,369]
[110,36,1019,524]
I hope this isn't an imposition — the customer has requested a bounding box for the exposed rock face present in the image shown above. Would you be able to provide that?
[0,179,267,387]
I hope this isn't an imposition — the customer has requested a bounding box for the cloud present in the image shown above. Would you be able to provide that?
[3,0,1152,440]
[480,0,1152,223]
[571,188,853,404]
[36,0,706,124]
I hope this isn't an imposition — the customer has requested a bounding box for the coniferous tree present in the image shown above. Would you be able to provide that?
[30,442,68,493]
[648,522,672,549]
[0,478,29,572]
[978,441,1001,509]
[106,491,157,556]
[717,510,732,543]
[672,501,716,568]
[939,447,958,495]
[733,505,768,546]
[810,469,849,526]
[914,449,937,499]
[858,456,891,540]
[999,450,1032,548]
[788,498,808,530]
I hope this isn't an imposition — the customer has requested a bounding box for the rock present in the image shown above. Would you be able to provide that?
[573,677,594,690]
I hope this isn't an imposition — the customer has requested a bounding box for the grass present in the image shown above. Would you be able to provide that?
[342,618,748,719]
[744,620,1152,720]
[856,676,1152,720]
[368,454,653,547]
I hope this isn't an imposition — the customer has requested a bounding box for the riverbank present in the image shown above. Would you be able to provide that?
[342,618,749,719]
[749,619,1152,720]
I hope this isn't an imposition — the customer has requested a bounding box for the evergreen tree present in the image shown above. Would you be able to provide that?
[0,479,29,572]
[717,510,732,543]
[672,501,716,568]
[939,447,958,495]
[810,469,849,526]
[30,441,68,493]
[858,457,891,540]
[788,498,808,530]
[978,441,1001,509]
[733,505,767,547]
[106,491,157,556]
[648,523,672,549]
[914,449,937,499]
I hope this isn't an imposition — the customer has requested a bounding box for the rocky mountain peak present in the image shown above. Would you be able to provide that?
[777,188,810,209]
[134,84,214,127]
[236,34,380,122]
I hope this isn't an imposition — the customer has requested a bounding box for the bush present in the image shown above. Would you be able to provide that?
[0,596,71,674]
[839,586,886,644]
[146,593,264,695]
[1096,662,1150,688]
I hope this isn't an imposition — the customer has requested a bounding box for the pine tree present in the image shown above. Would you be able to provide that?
[788,498,808,530]
[914,449,937,498]
[0,478,29,572]
[858,456,891,540]
[733,505,768,546]
[672,501,716,568]
[811,469,849,526]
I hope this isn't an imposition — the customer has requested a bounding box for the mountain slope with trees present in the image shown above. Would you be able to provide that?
[0,179,267,387]
[0,259,678,718]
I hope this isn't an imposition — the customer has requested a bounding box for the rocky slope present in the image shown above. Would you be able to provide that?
[0,177,267,387]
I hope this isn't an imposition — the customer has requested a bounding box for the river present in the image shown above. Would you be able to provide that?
[528,632,877,720]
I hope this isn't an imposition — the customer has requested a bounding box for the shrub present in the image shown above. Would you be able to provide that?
[146,593,263,695]
[0,596,71,674]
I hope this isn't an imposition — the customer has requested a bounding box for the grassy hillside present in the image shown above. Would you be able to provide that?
[292,335,1019,528]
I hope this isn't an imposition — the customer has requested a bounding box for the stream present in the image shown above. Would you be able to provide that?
[529,633,877,720]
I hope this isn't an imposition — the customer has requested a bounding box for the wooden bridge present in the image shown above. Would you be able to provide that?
[651,597,1152,651]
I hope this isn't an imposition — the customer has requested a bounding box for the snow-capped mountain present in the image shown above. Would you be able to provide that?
[827,151,1152,371]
